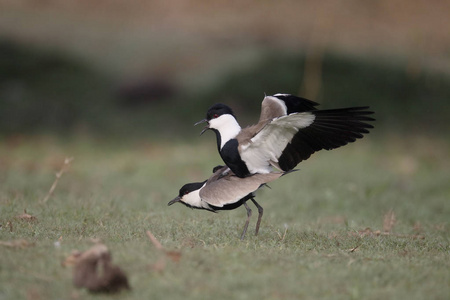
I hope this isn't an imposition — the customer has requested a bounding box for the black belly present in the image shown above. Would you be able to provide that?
[220,139,250,178]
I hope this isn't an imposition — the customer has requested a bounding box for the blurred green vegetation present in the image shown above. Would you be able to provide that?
[1,39,449,139]
[0,40,114,135]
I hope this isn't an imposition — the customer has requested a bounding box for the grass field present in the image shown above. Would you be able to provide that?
[1,133,449,299]
[1,1,449,299]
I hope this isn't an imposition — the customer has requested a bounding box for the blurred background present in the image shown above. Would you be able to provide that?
[1,0,449,140]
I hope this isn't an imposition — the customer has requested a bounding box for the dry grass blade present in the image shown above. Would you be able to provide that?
[0,239,35,248]
[16,209,37,221]
[6,221,13,232]
[383,209,396,233]
[348,244,361,253]
[165,250,182,263]
[277,224,288,242]
[146,230,164,251]
[41,157,74,204]
[146,230,181,272]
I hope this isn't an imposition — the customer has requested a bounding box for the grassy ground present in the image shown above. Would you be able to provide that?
[0,134,449,300]
[1,2,449,299]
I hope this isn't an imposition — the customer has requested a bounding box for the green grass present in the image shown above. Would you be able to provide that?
[1,135,449,299]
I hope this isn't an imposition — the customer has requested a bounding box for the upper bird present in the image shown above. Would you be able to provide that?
[196,94,375,178]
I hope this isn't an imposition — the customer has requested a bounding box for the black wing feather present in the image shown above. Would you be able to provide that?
[278,107,374,171]
[275,95,320,113]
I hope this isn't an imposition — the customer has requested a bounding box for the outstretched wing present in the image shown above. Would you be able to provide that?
[252,95,319,132]
[240,107,374,173]
[237,94,321,153]
[278,107,374,171]
[199,171,283,207]
[239,112,316,173]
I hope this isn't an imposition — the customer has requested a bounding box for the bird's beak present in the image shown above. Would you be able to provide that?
[168,196,181,206]
[194,119,209,135]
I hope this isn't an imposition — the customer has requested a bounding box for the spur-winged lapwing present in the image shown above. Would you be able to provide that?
[196,94,374,178]
[168,165,288,239]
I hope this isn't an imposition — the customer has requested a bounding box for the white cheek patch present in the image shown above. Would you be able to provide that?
[209,114,241,148]
[181,183,206,208]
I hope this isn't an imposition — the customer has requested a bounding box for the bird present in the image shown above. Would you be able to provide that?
[195,94,375,178]
[168,165,289,239]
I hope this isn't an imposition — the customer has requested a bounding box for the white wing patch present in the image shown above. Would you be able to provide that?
[240,112,316,174]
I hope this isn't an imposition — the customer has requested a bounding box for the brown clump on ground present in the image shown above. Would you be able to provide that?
[70,244,130,293]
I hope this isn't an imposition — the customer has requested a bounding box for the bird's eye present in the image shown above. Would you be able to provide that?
[213,114,219,118]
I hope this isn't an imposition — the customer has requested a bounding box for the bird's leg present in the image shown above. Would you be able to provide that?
[251,197,264,236]
[240,202,252,240]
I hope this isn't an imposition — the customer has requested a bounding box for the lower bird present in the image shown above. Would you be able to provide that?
[168,165,288,239]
